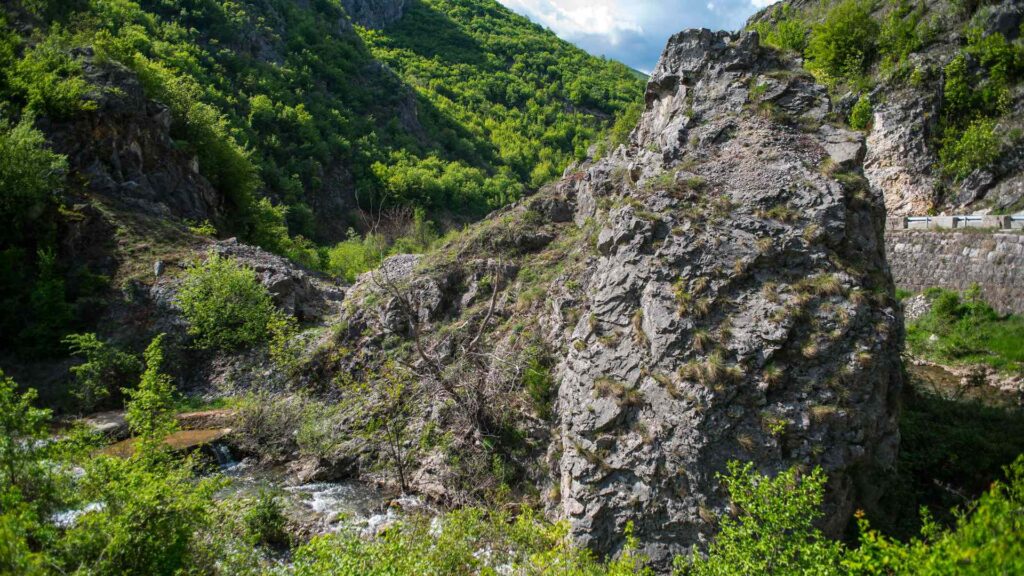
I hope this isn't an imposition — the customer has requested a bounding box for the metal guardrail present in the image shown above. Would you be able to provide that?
[888,214,1024,231]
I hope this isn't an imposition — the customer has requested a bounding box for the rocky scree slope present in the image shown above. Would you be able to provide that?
[333,28,903,566]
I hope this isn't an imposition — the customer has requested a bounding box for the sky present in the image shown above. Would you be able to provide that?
[497,0,776,73]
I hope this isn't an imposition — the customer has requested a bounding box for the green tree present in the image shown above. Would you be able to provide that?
[805,0,879,85]
[176,254,278,350]
[675,462,844,575]
[0,372,54,506]
[123,334,177,445]
[64,333,142,413]
[0,115,66,245]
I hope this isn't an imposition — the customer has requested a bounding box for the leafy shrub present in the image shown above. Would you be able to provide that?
[123,334,177,443]
[749,3,809,53]
[939,118,1001,180]
[63,452,222,575]
[676,462,843,575]
[64,333,141,413]
[848,93,873,130]
[244,491,289,548]
[326,230,384,284]
[805,0,879,84]
[847,455,1024,574]
[289,508,652,575]
[0,115,66,245]
[9,32,96,118]
[878,1,931,74]
[176,254,278,350]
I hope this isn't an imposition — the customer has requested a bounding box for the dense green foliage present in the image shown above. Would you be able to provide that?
[676,462,843,575]
[3,0,641,234]
[0,115,77,356]
[749,3,809,53]
[848,93,873,130]
[906,287,1024,372]
[176,254,279,350]
[289,509,652,576]
[64,333,142,413]
[676,456,1024,575]
[750,1,1024,185]
[360,0,642,206]
[804,0,879,85]
[939,29,1024,179]
[890,382,1024,536]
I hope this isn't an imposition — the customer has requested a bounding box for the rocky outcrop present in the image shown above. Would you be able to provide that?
[340,0,407,29]
[211,240,345,322]
[552,29,902,565]
[746,0,1024,216]
[39,49,225,224]
[887,230,1024,314]
[332,27,903,569]
[863,88,941,215]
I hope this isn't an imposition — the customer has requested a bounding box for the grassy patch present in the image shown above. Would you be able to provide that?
[905,287,1024,373]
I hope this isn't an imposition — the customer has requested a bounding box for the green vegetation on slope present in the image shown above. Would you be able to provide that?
[3,0,642,230]
[749,0,1024,183]
[360,0,643,202]
[0,0,642,354]
[905,286,1024,373]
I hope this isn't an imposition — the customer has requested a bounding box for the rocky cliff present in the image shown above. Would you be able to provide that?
[340,0,408,29]
[332,27,903,567]
[749,0,1024,217]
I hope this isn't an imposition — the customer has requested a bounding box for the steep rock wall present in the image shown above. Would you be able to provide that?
[340,0,408,29]
[328,26,905,572]
[886,230,1024,314]
[555,29,902,564]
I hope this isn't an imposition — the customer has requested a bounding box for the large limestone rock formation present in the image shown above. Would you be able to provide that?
[554,29,902,564]
[332,27,903,569]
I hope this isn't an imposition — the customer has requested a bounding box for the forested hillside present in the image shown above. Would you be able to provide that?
[0,0,642,356]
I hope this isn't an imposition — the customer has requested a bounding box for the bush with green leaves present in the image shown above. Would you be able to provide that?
[848,94,873,130]
[749,3,809,54]
[123,333,178,443]
[939,118,1001,180]
[8,31,96,118]
[674,456,1024,575]
[0,115,66,245]
[176,254,279,350]
[244,491,289,548]
[877,0,932,75]
[64,333,141,413]
[675,462,843,575]
[289,508,652,576]
[804,0,879,85]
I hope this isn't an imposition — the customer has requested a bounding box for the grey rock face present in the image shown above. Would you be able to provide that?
[212,241,344,322]
[340,0,407,29]
[555,30,902,566]
[863,90,940,215]
[39,50,225,224]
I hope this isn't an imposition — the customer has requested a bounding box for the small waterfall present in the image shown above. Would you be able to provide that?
[211,443,236,469]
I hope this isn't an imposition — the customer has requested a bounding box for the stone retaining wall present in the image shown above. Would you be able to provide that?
[885,230,1024,314]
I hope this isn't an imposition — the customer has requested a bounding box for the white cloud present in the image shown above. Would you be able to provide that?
[498,0,770,71]
[501,0,644,46]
